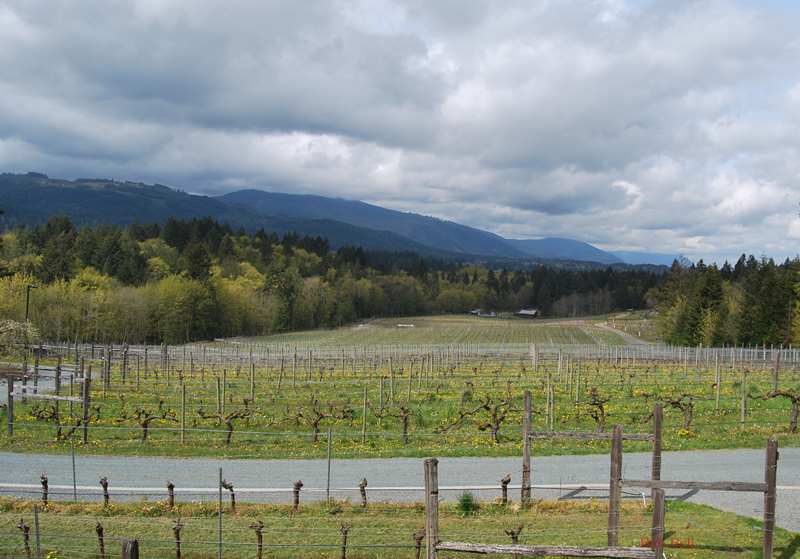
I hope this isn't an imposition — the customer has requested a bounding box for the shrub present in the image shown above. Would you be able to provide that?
[456,491,478,516]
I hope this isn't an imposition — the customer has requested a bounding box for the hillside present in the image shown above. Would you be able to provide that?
[0,173,685,266]
[0,173,453,254]
[219,189,525,258]
[505,237,623,265]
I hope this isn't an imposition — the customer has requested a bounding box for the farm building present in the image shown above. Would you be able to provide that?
[515,308,540,318]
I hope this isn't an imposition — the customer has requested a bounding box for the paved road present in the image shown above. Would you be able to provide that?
[2,448,798,531]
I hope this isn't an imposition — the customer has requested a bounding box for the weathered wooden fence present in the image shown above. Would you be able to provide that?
[425,457,662,559]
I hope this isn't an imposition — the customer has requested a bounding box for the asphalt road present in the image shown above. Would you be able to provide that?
[1,448,798,531]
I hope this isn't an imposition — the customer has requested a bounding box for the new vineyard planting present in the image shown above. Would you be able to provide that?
[2,341,799,459]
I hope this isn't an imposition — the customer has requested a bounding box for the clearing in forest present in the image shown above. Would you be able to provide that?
[241,315,627,346]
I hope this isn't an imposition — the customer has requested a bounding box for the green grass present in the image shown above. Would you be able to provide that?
[597,311,662,343]
[3,357,799,459]
[0,497,795,558]
[236,315,628,346]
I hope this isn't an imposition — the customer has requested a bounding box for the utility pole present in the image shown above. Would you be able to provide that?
[25,284,38,322]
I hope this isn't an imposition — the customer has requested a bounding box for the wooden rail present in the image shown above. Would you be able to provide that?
[622,479,768,492]
[528,431,654,441]
[11,393,81,403]
[436,542,656,558]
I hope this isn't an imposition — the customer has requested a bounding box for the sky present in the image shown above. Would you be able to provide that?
[1,0,799,263]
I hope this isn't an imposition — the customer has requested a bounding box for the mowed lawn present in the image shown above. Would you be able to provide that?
[239,315,627,346]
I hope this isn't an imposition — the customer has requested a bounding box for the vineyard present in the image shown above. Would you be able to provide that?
[236,315,628,346]
[3,321,800,558]
[2,338,799,460]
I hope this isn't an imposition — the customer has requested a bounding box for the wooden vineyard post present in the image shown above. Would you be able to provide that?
[82,367,92,445]
[651,488,665,557]
[216,376,222,424]
[772,352,780,392]
[407,362,414,403]
[740,370,748,424]
[250,363,256,403]
[222,369,227,416]
[714,356,721,413]
[121,539,139,559]
[389,359,395,404]
[521,390,532,507]
[651,403,663,499]
[607,425,622,547]
[424,458,439,559]
[546,369,553,430]
[6,377,13,438]
[180,382,186,444]
[361,385,368,443]
[326,429,333,505]
[763,438,778,558]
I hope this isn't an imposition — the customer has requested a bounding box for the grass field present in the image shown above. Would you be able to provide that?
[1,497,795,558]
[238,315,628,346]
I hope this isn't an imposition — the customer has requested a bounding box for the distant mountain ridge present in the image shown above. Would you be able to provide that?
[220,190,525,258]
[505,237,623,265]
[0,172,688,266]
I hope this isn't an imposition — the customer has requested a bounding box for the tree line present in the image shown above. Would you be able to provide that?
[652,256,800,347]
[2,215,660,344]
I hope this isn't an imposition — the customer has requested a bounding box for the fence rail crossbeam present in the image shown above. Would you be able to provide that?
[436,542,656,558]
[622,479,768,493]
[528,431,654,442]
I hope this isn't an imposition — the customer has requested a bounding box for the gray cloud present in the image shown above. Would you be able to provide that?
[1,0,799,262]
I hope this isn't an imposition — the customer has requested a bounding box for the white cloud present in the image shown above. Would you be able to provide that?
[0,0,799,262]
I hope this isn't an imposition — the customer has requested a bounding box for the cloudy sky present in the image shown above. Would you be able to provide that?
[1,0,799,262]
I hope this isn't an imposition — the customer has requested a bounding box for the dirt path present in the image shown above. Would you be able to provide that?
[595,321,652,345]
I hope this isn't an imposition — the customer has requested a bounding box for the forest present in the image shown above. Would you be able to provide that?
[652,257,800,347]
[0,216,659,343]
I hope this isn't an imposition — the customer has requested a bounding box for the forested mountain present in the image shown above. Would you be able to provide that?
[1,173,686,266]
[220,189,525,257]
[0,173,450,255]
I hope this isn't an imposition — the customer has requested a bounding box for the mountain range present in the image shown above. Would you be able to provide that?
[0,172,689,267]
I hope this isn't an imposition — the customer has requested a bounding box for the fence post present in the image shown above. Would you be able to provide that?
[740,370,748,424]
[651,488,665,557]
[326,429,333,505]
[521,390,532,507]
[6,377,13,438]
[71,441,77,500]
[763,438,778,558]
[607,425,622,547]
[82,368,92,445]
[714,357,721,413]
[121,539,139,559]
[217,468,223,559]
[424,458,439,559]
[772,352,780,391]
[361,386,368,444]
[651,403,662,500]
[180,383,186,445]
[33,505,41,559]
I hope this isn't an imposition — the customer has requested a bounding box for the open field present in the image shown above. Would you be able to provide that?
[235,315,629,346]
[599,311,662,344]
[3,343,799,459]
[1,497,796,559]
